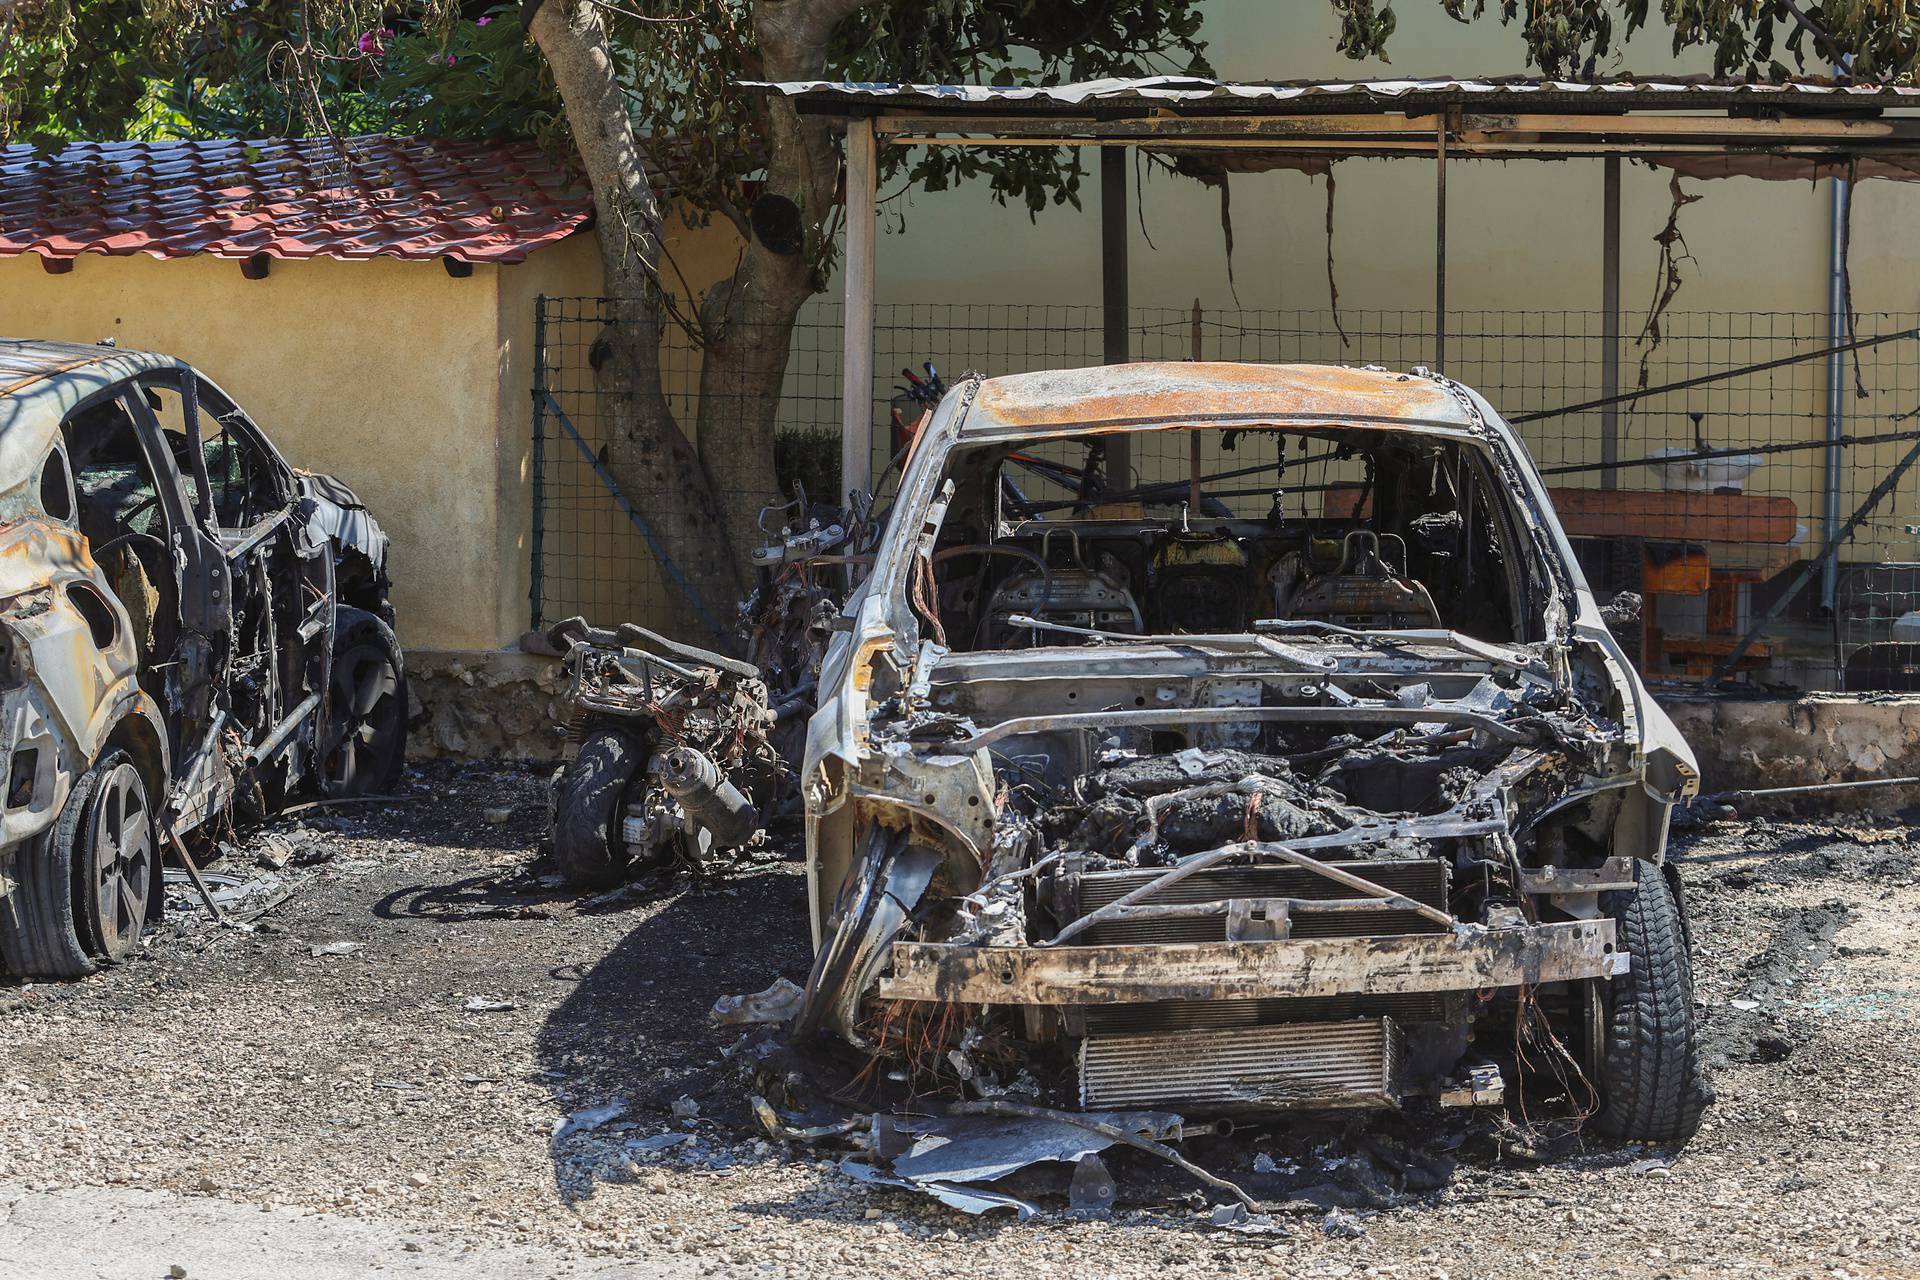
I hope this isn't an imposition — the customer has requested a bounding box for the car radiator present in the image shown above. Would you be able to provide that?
[1062,859,1447,1111]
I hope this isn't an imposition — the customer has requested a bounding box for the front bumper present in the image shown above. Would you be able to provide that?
[876,918,1622,1005]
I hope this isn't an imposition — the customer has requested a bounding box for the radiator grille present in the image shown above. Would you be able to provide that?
[1067,859,1449,945]
[1080,1018,1403,1111]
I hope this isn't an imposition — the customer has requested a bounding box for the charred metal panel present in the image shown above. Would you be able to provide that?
[1065,859,1449,945]
[877,920,1620,1005]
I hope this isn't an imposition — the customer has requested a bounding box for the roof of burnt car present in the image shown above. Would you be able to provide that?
[961,362,1477,438]
[0,338,178,395]
[0,340,183,500]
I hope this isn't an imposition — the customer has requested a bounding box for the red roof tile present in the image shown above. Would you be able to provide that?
[0,135,593,265]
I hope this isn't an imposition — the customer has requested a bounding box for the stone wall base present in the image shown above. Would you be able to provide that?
[1662,693,1920,808]
[406,649,571,760]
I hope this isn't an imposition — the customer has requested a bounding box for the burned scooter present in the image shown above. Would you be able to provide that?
[544,363,936,887]
[546,618,784,888]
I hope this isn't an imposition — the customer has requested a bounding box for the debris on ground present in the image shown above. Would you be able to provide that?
[6,760,1917,1278]
[554,1100,627,1141]
[709,977,804,1026]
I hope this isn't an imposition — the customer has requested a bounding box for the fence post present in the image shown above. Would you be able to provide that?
[529,293,548,631]
[1189,299,1203,511]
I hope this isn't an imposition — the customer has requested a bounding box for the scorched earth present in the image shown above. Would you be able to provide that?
[0,760,1916,1280]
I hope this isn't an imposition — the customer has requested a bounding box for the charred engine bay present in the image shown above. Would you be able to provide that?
[830,632,1635,1110]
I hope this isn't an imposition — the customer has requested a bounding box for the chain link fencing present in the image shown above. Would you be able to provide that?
[532,296,1920,694]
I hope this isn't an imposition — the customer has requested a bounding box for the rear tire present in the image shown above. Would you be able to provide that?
[0,767,105,979]
[552,729,643,890]
[1590,860,1713,1143]
[79,757,155,965]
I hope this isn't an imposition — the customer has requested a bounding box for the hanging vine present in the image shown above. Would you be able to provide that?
[1632,172,1702,396]
[1324,168,1350,349]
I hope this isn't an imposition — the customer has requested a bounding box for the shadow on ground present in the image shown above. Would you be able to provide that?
[532,844,814,1201]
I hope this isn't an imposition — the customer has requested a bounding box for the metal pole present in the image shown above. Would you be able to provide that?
[1101,147,1131,492]
[1434,113,1448,371]
[1511,322,1920,425]
[841,117,877,503]
[1821,166,1853,611]
[1190,299,1203,513]
[529,293,548,630]
[1601,157,1621,490]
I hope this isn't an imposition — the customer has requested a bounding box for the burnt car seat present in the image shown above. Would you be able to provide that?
[1287,529,1442,630]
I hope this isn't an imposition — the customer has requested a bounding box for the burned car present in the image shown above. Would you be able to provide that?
[796,362,1710,1142]
[0,339,404,978]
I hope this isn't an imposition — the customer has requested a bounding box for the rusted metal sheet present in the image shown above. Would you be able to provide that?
[754,76,1920,114]
[877,919,1619,1005]
[966,362,1469,437]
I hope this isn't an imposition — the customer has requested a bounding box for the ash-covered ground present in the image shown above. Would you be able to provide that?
[2,760,1917,1280]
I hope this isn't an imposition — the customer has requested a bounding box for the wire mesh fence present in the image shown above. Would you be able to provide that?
[532,296,1920,694]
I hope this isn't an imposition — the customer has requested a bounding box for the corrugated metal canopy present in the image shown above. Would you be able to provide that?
[756,75,1920,112]
[751,76,1920,181]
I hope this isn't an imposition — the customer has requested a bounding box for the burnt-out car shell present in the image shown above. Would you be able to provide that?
[0,338,406,978]
[796,362,1707,1140]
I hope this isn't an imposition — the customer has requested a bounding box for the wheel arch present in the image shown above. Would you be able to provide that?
[102,703,169,815]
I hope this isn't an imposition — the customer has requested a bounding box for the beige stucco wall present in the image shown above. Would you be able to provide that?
[0,239,638,651]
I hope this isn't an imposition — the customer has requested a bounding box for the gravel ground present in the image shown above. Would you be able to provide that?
[3,761,1918,1280]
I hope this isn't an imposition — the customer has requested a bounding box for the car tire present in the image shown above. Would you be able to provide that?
[0,766,105,979]
[1590,860,1713,1143]
[78,755,156,965]
[552,728,643,890]
[320,608,408,798]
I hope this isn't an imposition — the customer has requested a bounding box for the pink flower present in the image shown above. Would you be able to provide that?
[355,30,379,54]
[476,15,491,24]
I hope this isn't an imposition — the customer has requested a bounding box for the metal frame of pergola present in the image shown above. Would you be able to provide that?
[755,75,1920,577]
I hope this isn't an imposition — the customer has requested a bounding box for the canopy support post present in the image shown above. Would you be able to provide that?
[842,116,877,502]
[1102,146,1132,493]
[1433,112,1449,371]
[1601,155,1622,490]
[1821,163,1854,612]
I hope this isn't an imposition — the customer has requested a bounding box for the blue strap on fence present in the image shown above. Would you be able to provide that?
[537,389,727,642]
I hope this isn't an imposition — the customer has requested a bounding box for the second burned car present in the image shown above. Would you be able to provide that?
[0,339,405,978]
[795,362,1710,1142]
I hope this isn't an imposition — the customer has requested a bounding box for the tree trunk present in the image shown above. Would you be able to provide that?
[690,0,873,578]
[529,0,744,640]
